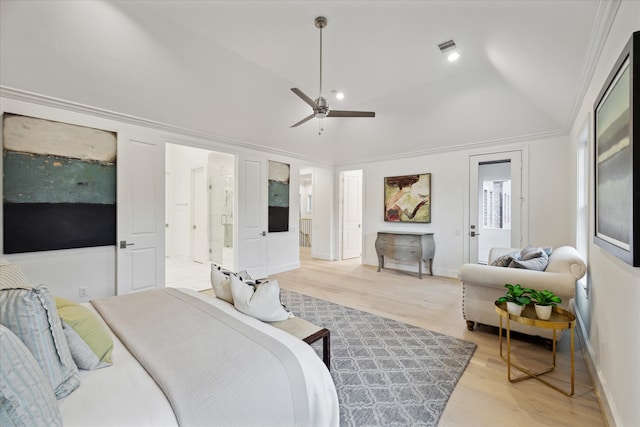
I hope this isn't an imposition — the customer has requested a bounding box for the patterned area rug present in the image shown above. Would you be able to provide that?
[280,289,477,427]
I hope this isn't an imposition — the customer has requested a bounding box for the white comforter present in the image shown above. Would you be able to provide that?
[58,289,338,427]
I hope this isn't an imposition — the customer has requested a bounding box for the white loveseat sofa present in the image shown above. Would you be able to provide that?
[458,246,586,340]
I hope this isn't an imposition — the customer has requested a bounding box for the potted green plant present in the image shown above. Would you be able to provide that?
[529,289,561,320]
[496,284,532,316]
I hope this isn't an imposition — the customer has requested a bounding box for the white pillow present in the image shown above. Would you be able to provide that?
[230,275,292,322]
[210,265,234,304]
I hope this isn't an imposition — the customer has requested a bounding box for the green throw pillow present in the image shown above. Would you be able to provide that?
[55,297,113,370]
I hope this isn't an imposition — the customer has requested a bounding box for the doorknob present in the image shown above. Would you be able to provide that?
[261,231,267,237]
[119,240,135,249]
[469,231,480,237]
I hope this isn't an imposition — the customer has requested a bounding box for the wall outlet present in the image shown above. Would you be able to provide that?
[79,287,88,298]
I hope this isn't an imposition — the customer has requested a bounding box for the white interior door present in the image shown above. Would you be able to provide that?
[117,133,165,294]
[237,154,268,279]
[469,151,523,264]
[342,170,363,259]
[191,166,208,264]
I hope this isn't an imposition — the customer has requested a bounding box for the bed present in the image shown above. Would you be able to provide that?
[0,264,339,427]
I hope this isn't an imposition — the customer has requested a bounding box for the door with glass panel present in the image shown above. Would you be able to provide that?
[469,151,523,264]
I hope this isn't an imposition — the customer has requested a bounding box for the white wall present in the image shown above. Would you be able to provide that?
[356,133,572,278]
[569,2,640,425]
[1,94,316,299]
[0,97,152,301]
[266,157,303,274]
[313,166,335,260]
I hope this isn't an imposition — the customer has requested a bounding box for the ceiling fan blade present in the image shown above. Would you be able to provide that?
[290,114,315,128]
[327,110,376,118]
[291,88,319,109]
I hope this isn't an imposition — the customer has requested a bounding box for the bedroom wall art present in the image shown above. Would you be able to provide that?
[593,31,639,267]
[268,160,290,232]
[2,114,117,253]
[384,173,431,223]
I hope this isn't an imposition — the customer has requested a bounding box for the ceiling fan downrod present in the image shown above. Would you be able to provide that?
[289,15,375,131]
[315,16,327,98]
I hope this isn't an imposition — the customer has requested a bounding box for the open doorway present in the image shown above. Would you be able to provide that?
[165,144,235,291]
[299,168,313,260]
[298,165,333,262]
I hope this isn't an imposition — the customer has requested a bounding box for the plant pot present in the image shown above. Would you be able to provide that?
[535,304,552,320]
[506,301,523,316]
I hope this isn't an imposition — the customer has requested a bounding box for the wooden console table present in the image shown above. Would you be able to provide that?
[375,231,435,278]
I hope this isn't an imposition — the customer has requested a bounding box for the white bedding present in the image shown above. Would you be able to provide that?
[57,289,338,427]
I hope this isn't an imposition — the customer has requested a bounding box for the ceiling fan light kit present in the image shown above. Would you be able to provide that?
[290,16,376,134]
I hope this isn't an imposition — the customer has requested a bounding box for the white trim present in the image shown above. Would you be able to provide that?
[565,0,621,129]
[0,86,331,167]
[463,146,529,263]
[574,306,620,427]
[339,129,560,168]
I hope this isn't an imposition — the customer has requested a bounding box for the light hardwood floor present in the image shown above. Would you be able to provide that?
[270,250,606,427]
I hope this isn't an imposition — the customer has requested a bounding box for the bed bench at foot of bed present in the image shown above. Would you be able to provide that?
[271,317,330,370]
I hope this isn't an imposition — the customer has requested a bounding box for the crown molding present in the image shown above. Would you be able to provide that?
[565,0,621,129]
[0,86,571,168]
[0,86,328,166]
[335,128,568,167]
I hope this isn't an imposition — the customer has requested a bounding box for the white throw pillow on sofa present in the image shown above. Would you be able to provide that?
[230,275,292,322]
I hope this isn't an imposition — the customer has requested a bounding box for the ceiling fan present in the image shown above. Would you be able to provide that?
[290,16,375,133]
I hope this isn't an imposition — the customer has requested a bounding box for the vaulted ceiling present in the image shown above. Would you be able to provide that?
[0,1,611,165]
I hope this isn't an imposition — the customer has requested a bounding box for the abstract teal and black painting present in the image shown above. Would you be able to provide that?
[3,114,116,253]
[268,160,290,232]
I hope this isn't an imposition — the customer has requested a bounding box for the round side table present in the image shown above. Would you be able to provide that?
[495,301,576,396]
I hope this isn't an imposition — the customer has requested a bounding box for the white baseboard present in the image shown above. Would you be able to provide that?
[367,260,458,279]
[574,308,620,427]
[268,262,300,276]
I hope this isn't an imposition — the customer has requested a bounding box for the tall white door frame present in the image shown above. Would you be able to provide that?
[341,169,363,260]
[464,149,528,263]
[237,154,268,279]
[116,132,165,295]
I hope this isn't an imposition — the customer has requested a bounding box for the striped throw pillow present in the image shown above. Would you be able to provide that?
[0,324,63,426]
[0,286,79,399]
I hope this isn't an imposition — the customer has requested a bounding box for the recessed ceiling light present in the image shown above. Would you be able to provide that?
[331,90,345,100]
[437,39,460,62]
